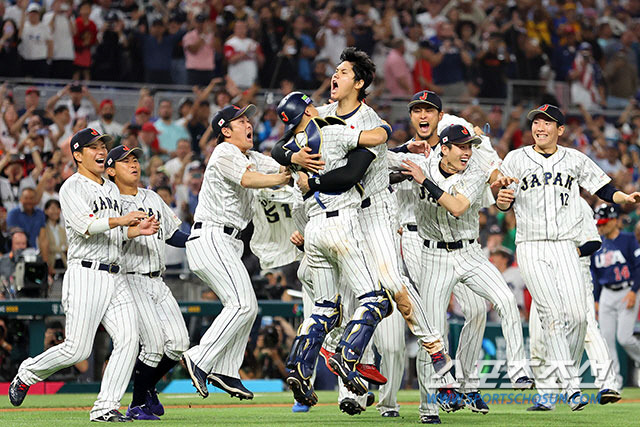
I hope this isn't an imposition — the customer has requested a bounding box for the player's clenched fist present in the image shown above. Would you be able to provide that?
[290,230,304,247]
[496,188,515,210]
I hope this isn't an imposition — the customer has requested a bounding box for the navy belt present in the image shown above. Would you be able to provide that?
[424,239,476,251]
[605,281,631,291]
[406,224,418,232]
[81,260,120,274]
[193,222,239,238]
[127,271,162,278]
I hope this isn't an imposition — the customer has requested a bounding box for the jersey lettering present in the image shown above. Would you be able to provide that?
[520,172,574,192]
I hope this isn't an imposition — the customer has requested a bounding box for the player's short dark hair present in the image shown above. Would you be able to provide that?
[339,47,375,101]
[155,185,172,195]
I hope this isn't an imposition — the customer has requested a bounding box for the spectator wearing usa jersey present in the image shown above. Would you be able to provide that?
[224,19,263,90]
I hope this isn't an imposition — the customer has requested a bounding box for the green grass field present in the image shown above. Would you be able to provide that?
[2,389,640,426]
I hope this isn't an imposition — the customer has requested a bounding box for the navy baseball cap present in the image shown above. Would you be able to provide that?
[70,128,113,153]
[439,124,481,146]
[105,145,142,169]
[277,92,313,131]
[408,90,442,112]
[211,104,257,138]
[594,204,621,225]
[527,104,565,126]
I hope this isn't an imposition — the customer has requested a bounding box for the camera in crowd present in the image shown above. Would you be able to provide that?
[12,248,49,298]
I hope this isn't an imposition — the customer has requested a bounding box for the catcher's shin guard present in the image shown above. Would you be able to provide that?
[286,296,342,378]
[336,289,392,365]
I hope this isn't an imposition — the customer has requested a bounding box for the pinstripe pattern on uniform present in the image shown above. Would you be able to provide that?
[499,146,611,243]
[126,274,189,365]
[194,142,281,230]
[316,102,388,199]
[59,174,124,264]
[184,226,258,377]
[517,240,586,395]
[120,189,181,273]
[250,187,303,270]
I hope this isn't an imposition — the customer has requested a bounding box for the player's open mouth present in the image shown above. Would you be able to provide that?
[331,80,339,91]
[419,122,430,133]
[96,158,105,165]
[247,131,253,140]
[460,157,469,165]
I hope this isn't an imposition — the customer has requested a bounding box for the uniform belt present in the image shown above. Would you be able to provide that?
[127,271,162,278]
[326,210,339,218]
[423,239,476,251]
[605,281,631,291]
[193,222,240,238]
[81,260,120,274]
[406,224,418,232]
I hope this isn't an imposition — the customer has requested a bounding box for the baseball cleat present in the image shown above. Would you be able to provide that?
[320,347,387,385]
[286,370,317,407]
[568,391,589,411]
[436,388,465,413]
[292,401,310,412]
[328,354,368,396]
[514,376,535,390]
[420,414,442,424]
[381,410,399,417]
[8,376,29,407]
[207,373,254,400]
[465,391,489,414]
[125,405,160,420]
[430,350,453,377]
[182,354,209,398]
[90,409,132,422]
[366,391,375,407]
[339,397,365,415]
[526,403,553,411]
[597,389,621,405]
[145,389,164,416]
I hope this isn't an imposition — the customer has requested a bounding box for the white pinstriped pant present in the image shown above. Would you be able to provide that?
[126,274,190,366]
[529,258,618,404]
[18,263,139,419]
[518,240,586,396]
[401,227,487,393]
[417,242,528,416]
[184,226,258,378]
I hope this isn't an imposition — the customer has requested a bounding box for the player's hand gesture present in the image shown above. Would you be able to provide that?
[622,290,636,309]
[490,175,519,190]
[291,146,325,173]
[290,230,304,247]
[401,159,426,184]
[622,192,640,204]
[138,215,160,236]
[276,168,292,185]
[297,171,310,193]
[496,188,515,210]
[407,139,431,157]
[120,210,148,226]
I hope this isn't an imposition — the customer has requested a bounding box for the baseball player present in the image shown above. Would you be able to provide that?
[8,128,159,422]
[392,91,498,415]
[283,48,450,416]
[496,104,640,410]
[402,124,533,424]
[250,185,303,287]
[104,145,191,420]
[528,198,621,411]
[181,104,291,400]
[591,204,640,390]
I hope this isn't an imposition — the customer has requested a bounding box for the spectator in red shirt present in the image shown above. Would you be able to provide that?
[73,1,97,81]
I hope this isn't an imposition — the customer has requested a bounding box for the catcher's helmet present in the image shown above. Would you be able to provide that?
[277,92,313,132]
[594,203,621,225]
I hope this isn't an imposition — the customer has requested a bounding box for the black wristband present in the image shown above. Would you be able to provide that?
[496,200,513,212]
[422,178,444,200]
[307,175,321,192]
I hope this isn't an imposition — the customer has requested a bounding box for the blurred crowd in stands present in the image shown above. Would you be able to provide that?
[3,0,640,382]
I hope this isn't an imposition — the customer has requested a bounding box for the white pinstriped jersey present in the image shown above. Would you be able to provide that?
[193,142,281,230]
[59,173,123,264]
[120,188,182,273]
[577,197,601,246]
[413,154,488,242]
[316,102,387,198]
[393,179,417,227]
[303,124,362,217]
[499,145,610,243]
[250,186,303,269]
